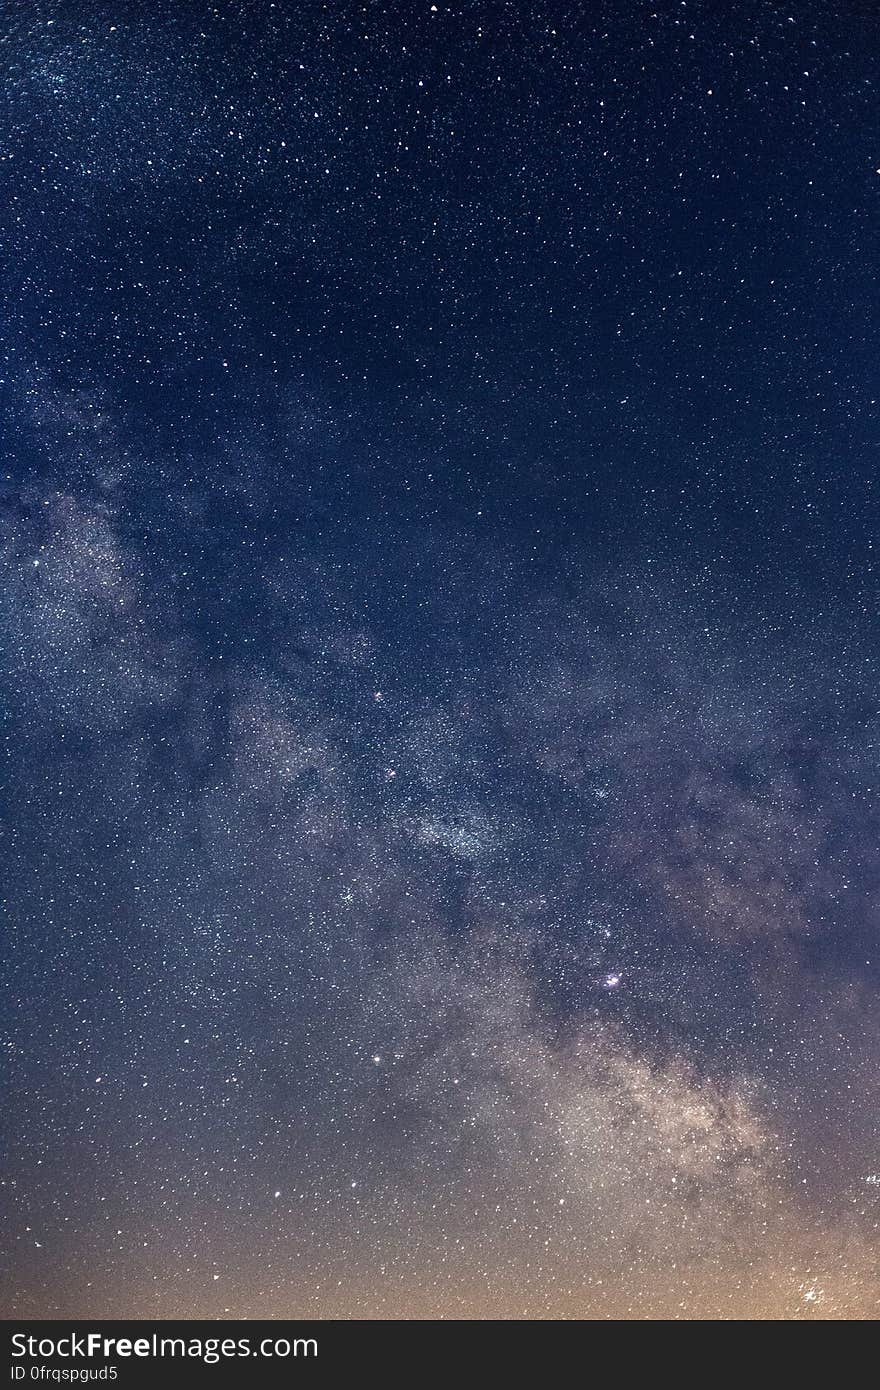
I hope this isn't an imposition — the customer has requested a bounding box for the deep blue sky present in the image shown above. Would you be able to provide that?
[1,1,879,1318]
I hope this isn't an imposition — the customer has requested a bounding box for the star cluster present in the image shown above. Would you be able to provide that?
[1,1,879,1319]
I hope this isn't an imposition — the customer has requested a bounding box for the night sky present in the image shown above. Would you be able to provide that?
[1,0,879,1320]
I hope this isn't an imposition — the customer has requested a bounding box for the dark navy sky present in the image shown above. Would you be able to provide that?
[1,1,879,1318]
